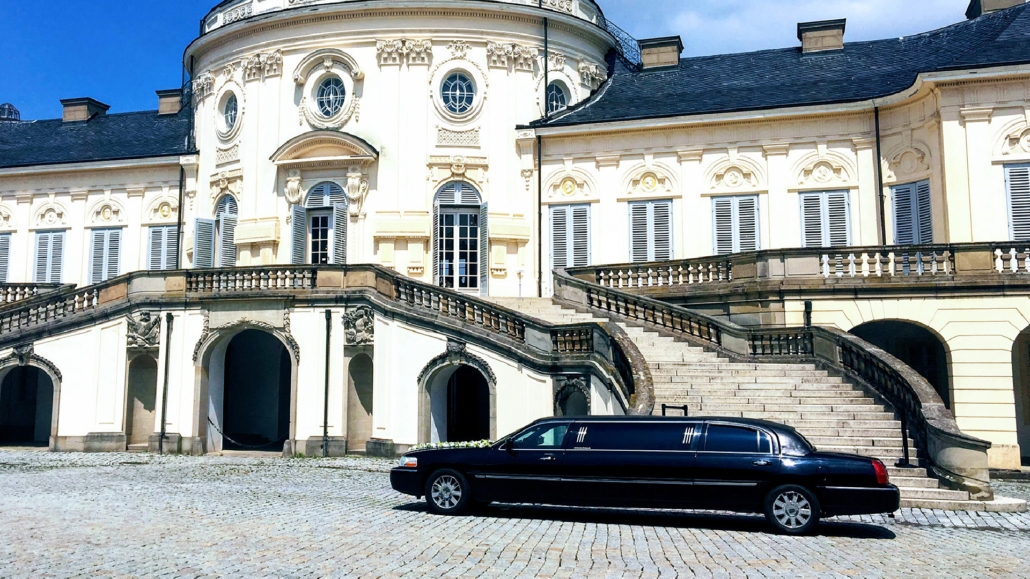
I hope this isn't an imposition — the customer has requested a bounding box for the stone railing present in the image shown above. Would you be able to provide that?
[0,283,66,308]
[554,268,994,498]
[186,267,318,292]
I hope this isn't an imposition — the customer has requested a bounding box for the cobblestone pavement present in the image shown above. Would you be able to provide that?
[1,450,1029,579]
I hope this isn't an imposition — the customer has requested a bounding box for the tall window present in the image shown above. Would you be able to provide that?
[34,231,64,283]
[712,196,759,255]
[550,204,590,269]
[90,228,122,284]
[1006,164,1030,242]
[434,182,487,295]
[892,180,932,245]
[148,226,179,271]
[799,191,850,248]
[629,200,673,263]
[291,182,347,265]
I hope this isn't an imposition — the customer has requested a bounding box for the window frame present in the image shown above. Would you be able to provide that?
[316,76,347,117]
[441,72,476,115]
[798,190,852,248]
[891,180,933,245]
[628,199,674,263]
[699,421,778,455]
[1005,163,1030,242]
[712,195,760,255]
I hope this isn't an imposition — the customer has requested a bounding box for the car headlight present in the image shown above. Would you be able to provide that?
[398,456,417,468]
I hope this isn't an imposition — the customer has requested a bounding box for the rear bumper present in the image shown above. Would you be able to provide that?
[390,468,422,497]
[818,485,900,516]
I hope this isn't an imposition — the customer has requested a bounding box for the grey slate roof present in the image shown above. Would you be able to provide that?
[533,4,1030,128]
[0,109,191,169]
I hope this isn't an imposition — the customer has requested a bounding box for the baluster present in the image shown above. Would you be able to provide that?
[847,253,856,278]
[1011,248,1020,274]
[821,254,830,278]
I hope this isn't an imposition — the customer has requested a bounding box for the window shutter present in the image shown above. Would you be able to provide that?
[736,196,759,252]
[107,229,121,280]
[194,218,216,269]
[826,191,850,247]
[893,183,916,245]
[652,200,673,261]
[432,205,440,282]
[215,195,238,217]
[333,203,347,265]
[916,180,933,244]
[291,205,307,265]
[712,198,735,255]
[550,206,569,269]
[35,232,50,283]
[91,230,106,285]
[166,226,179,270]
[629,202,650,262]
[218,214,237,267]
[479,202,489,296]
[49,231,64,283]
[1007,165,1030,242]
[800,194,824,248]
[0,234,9,284]
[149,227,166,270]
[570,205,590,267]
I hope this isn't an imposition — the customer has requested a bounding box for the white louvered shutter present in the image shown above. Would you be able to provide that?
[49,231,64,283]
[826,191,850,247]
[800,194,824,248]
[571,205,590,267]
[106,229,121,281]
[194,219,216,269]
[713,198,735,255]
[149,227,166,270]
[291,205,307,265]
[0,234,9,283]
[736,196,759,252]
[217,214,237,267]
[333,203,347,265]
[652,200,673,261]
[432,206,440,283]
[91,230,106,284]
[916,180,933,244]
[893,183,916,245]
[550,206,569,269]
[1007,165,1030,242]
[479,203,489,296]
[629,202,650,262]
[35,232,50,282]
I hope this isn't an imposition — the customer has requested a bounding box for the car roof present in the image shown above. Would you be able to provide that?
[533,415,800,436]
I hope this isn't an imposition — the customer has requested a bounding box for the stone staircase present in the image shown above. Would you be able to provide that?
[490,297,1025,512]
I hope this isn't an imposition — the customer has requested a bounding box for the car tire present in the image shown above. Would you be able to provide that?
[764,485,821,535]
[424,469,472,516]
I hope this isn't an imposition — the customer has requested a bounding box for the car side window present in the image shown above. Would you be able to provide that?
[704,424,773,454]
[512,424,569,450]
[570,422,700,451]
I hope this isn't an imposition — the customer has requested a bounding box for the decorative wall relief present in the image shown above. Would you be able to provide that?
[885,146,931,181]
[243,50,283,81]
[145,197,179,224]
[447,40,471,60]
[32,202,68,228]
[427,155,488,190]
[437,127,480,147]
[0,206,13,230]
[126,312,161,351]
[345,168,370,217]
[578,62,606,89]
[0,343,62,382]
[210,169,243,202]
[1003,126,1030,156]
[89,200,124,224]
[487,42,537,71]
[376,39,405,65]
[285,170,303,205]
[628,170,672,196]
[193,73,215,101]
[294,49,364,130]
[343,306,375,345]
[216,144,240,165]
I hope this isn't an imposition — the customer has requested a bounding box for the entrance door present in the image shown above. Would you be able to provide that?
[437,209,480,291]
[0,367,54,446]
[446,366,490,442]
[309,212,331,265]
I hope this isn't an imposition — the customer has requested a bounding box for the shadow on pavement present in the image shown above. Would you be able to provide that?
[392,501,896,539]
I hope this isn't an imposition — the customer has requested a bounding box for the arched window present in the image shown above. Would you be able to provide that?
[434,181,487,295]
[291,182,348,265]
[546,82,568,115]
[194,195,238,269]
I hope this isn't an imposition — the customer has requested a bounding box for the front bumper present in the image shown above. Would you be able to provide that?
[390,467,422,497]
[819,485,901,516]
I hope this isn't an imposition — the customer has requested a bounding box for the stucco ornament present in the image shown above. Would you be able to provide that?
[126,312,161,351]
[886,147,930,180]
[578,62,606,89]
[712,165,758,191]
[1004,126,1030,156]
[193,73,215,101]
[448,40,471,60]
[90,202,123,224]
[343,306,375,345]
[244,50,283,81]
[799,159,847,186]
[285,170,303,205]
[0,206,13,229]
[345,168,370,217]
[33,203,67,228]
[628,171,671,196]
[210,169,243,201]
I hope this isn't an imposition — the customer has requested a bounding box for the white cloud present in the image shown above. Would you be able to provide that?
[599,0,973,56]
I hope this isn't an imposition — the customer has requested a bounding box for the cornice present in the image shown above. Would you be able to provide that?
[0,156,184,178]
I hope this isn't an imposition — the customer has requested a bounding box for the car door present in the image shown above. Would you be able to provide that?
[694,422,782,511]
[481,422,571,505]
[562,421,701,508]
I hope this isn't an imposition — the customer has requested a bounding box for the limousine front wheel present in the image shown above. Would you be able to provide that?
[426,469,471,515]
[765,485,820,535]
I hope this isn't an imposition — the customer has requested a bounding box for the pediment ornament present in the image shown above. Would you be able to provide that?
[146,197,179,223]
[1004,127,1030,156]
[547,174,588,200]
[629,171,672,195]
[0,206,13,230]
[886,147,930,180]
[427,155,487,189]
[210,169,243,201]
[33,203,67,228]
[90,202,123,224]
[799,159,847,186]
[712,165,758,191]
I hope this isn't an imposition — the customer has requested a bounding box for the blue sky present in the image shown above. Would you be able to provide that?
[1,0,972,120]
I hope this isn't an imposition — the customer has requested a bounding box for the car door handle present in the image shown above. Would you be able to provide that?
[540,456,556,462]
[752,460,771,467]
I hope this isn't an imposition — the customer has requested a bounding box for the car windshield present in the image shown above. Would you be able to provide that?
[780,430,816,456]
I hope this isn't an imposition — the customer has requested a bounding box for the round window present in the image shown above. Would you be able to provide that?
[441,72,476,115]
[223,94,238,131]
[546,82,568,115]
[316,77,346,117]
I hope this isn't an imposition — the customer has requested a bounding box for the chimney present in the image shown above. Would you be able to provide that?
[156,89,183,115]
[797,19,847,54]
[967,0,1024,18]
[60,98,110,123]
[638,36,684,70]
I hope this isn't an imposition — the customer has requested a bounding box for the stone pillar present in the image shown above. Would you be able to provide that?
[852,138,881,245]
[763,144,792,249]
[939,106,973,242]
[678,149,704,257]
[595,155,621,264]
[960,107,1003,242]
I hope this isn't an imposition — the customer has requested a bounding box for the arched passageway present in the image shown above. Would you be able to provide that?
[1012,329,1030,466]
[428,365,491,443]
[346,354,374,452]
[125,355,158,447]
[851,321,951,409]
[207,330,292,452]
[0,366,54,446]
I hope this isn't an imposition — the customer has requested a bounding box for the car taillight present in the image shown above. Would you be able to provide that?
[872,459,889,485]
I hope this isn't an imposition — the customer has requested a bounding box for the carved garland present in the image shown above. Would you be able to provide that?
[416,339,497,388]
[0,343,63,383]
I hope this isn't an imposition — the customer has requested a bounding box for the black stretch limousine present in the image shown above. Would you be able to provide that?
[391,416,900,534]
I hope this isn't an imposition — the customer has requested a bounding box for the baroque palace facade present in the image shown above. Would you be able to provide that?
[3,0,1030,509]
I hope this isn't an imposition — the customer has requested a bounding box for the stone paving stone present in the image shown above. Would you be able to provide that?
[0,450,1029,578]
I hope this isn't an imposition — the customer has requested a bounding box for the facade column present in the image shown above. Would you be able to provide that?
[126,187,146,273]
[677,149,704,258]
[960,107,1002,242]
[595,155,621,264]
[852,137,881,245]
[14,193,32,282]
[68,189,88,285]
[939,106,973,242]
[763,144,791,249]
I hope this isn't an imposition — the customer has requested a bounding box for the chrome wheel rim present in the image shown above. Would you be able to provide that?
[431,475,463,510]
[772,491,812,529]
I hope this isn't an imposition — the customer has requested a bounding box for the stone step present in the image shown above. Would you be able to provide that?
[897,497,1028,512]
[892,476,941,489]
[898,487,970,501]
[797,428,911,438]
[659,403,887,414]
[658,396,877,408]
[649,362,824,372]
[807,436,914,448]
[652,375,844,385]
[789,419,903,429]
[651,369,833,378]
[888,466,928,478]
[652,388,866,399]
[816,445,919,459]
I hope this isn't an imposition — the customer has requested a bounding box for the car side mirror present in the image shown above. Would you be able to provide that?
[501,439,515,453]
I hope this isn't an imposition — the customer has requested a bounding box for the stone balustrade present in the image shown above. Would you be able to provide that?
[0,283,65,308]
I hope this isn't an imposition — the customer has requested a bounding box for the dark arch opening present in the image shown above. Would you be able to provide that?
[851,321,951,409]
[222,330,291,450]
[1012,328,1030,466]
[0,367,54,446]
[443,365,490,443]
[125,355,158,447]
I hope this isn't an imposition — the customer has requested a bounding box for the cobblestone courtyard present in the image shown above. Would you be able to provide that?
[0,451,1028,578]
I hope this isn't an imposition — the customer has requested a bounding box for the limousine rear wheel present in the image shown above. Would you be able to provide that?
[425,469,471,515]
[765,485,820,535]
